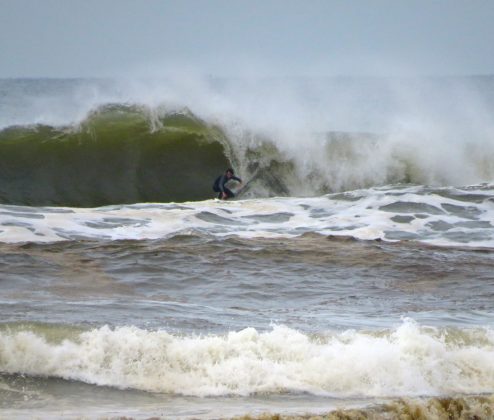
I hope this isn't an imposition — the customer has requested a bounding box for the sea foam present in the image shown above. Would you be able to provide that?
[0,184,493,248]
[1,320,493,397]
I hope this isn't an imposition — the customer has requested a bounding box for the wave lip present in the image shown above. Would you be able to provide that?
[2,101,494,207]
[1,320,494,397]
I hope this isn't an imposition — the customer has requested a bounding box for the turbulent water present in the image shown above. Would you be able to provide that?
[1,77,494,419]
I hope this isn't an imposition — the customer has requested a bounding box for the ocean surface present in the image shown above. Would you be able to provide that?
[1,76,494,419]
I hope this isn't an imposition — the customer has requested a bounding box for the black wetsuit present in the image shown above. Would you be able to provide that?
[213,174,242,199]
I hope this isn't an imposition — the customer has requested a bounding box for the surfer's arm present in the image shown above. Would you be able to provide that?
[218,175,227,192]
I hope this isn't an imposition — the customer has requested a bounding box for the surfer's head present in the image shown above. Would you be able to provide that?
[226,168,234,178]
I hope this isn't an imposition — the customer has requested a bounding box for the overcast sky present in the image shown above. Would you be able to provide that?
[1,0,494,78]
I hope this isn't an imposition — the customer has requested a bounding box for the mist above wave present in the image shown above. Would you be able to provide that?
[1,76,494,204]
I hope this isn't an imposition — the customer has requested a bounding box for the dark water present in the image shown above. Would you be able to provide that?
[0,106,229,206]
[2,235,494,331]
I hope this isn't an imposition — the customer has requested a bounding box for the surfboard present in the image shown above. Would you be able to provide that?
[232,171,259,199]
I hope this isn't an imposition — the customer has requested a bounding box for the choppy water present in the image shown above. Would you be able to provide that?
[1,77,494,419]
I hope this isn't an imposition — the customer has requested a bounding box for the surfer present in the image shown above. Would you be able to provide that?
[213,168,242,199]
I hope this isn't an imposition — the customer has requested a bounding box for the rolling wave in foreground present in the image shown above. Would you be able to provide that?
[1,320,493,397]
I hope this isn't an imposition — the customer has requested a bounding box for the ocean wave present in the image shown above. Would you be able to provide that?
[1,320,493,397]
[1,94,494,206]
[0,104,230,206]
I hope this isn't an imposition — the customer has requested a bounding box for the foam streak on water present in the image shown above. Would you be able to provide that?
[1,184,493,248]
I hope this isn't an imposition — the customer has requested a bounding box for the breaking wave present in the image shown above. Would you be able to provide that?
[1,320,494,397]
[1,77,494,206]
[0,105,230,206]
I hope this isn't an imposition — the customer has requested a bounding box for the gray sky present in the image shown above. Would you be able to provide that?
[1,0,494,78]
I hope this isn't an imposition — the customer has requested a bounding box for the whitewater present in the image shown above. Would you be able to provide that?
[1,76,494,419]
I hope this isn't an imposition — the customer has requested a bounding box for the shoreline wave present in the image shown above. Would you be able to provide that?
[236,395,494,420]
[1,320,494,398]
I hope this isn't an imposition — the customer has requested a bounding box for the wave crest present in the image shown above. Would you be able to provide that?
[1,98,494,206]
[0,105,230,206]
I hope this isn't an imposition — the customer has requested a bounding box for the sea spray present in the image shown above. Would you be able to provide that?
[1,77,494,206]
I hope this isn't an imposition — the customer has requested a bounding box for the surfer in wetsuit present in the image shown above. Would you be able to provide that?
[213,168,242,200]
